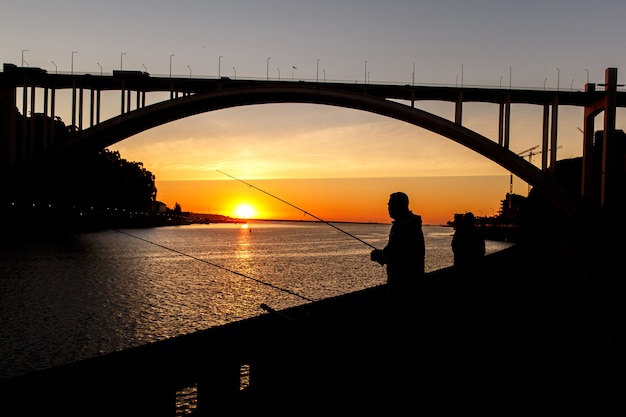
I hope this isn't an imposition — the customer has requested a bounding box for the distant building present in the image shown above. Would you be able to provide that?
[153,201,167,213]
[500,193,526,223]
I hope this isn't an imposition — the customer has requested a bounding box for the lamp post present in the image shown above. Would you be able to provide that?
[585,69,589,84]
[120,52,126,70]
[218,55,222,78]
[544,78,547,90]
[316,58,319,83]
[97,62,102,76]
[277,67,280,80]
[21,49,28,66]
[169,54,175,78]
[500,76,503,88]
[292,65,296,80]
[266,57,270,80]
[233,66,236,79]
[142,64,147,73]
[556,67,560,90]
[571,78,574,91]
[188,65,191,78]
[412,62,415,86]
[71,51,78,75]
[51,61,57,74]
[461,64,464,88]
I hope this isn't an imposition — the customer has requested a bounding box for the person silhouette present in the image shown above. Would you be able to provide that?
[451,212,485,271]
[370,192,426,292]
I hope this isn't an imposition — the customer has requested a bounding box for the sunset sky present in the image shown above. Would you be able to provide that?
[3,0,625,224]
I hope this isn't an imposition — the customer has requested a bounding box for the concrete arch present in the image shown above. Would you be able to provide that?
[50,84,586,223]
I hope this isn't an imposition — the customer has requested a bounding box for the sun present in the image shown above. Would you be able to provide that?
[234,203,256,219]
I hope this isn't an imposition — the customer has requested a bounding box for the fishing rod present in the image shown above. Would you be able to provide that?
[113,229,316,303]
[216,170,378,250]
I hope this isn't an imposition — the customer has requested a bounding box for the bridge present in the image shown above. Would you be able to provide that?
[1,63,625,226]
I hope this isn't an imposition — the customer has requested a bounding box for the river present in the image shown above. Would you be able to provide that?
[0,221,513,380]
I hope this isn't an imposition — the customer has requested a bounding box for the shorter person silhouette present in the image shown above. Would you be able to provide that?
[451,212,485,272]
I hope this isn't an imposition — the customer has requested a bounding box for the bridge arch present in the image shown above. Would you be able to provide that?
[48,84,586,223]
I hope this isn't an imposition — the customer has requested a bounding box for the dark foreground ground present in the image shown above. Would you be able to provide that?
[1,234,623,416]
[238,237,622,415]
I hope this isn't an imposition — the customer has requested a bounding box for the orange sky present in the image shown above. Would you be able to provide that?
[108,101,609,226]
[155,176,510,225]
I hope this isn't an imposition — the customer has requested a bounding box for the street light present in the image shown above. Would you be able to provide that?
[188,65,191,78]
[21,49,28,66]
[544,78,547,90]
[461,64,464,88]
[266,57,270,80]
[71,51,78,75]
[120,52,126,70]
[169,54,175,78]
[51,61,57,74]
[316,58,319,83]
[142,64,147,73]
[277,67,280,80]
[292,65,296,80]
[97,62,102,76]
[233,66,236,79]
[585,69,589,84]
[571,78,574,91]
[412,62,415,86]
[219,55,222,78]
[556,67,560,90]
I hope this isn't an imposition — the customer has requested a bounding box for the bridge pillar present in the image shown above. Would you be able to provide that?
[497,97,512,149]
[581,83,599,205]
[541,104,550,171]
[581,68,620,219]
[454,92,463,125]
[600,68,618,215]
[0,85,16,169]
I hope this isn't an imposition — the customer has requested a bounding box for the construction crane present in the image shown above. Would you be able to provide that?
[516,145,563,193]
[510,145,539,194]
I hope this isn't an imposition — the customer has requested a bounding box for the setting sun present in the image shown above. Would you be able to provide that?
[234,204,256,219]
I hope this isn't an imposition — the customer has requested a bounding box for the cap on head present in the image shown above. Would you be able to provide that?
[389,192,409,208]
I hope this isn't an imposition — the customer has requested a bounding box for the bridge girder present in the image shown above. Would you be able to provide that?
[23,85,587,224]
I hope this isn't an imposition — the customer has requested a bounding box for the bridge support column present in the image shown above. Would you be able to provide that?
[50,88,56,146]
[600,68,618,215]
[542,104,550,171]
[581,68,619,218]
[498,96,511,149]
[549,97,559,174]
[581,83,599,205]
[454,92,463,125]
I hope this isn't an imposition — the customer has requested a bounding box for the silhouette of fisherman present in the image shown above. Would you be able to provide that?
[371,192,426,293]
[451,211,485,272]
[369,192,427,396]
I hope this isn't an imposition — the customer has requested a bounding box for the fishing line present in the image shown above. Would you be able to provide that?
[216,170,379,250]
[113,229,316,303]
